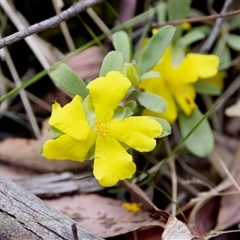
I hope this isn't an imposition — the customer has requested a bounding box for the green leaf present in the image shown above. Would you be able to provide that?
[140,71,160,81]
[168,0,191,21]
[134,90,167,113]
[156,1,167,23]
[49,62,88,99]
[150,117,171,138]
[113,106,127,120]
[112,31,131,62]
[85,144,95,160]
[124,107,134,118]
[82,95,96,128]
[220,46,231,66]
[193,25,211,35]
[168,0,191,40]
[99,51,124,77]
[229,14,240,31]
[176,29,206,49]
[227,34,240,51]
[122,63,140,86]
[112,106,134,120]
[178,108,214,157]
[138,25,176,74]
[48,125,64,138]
[195,82,221,96]
[213,36,231,65]
[124,100,137,112]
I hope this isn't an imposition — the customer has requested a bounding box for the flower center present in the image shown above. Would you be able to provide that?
[165,75,179,92]
[94,122,107,135]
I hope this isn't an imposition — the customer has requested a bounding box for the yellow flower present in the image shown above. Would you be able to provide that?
[139,47,220,123]
[42,71,162,187]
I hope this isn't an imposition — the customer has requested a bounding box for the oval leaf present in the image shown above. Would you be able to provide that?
[138,25,176,74]
[178,108,214,157]
[113,31,131,62]
[134,90,167,113]
[150,117,171,138]
[168,0,191,40]
[227,34,240,51]
[48,125,64,138]
[140,71,160,81]
[99,51,124,77]
[176,29,206,49]
[194,82,221,96]
[124,100,137,112]
[113,106,127,120]
[49,62,88,99]
[229,14,240,31]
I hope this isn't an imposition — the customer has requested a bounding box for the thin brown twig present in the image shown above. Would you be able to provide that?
[0,0,103,49]
[152,8,240,28]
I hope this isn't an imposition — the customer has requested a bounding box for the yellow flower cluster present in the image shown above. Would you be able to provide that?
[139,47,223,123]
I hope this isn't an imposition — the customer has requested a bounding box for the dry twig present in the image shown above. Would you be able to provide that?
[0,0,103,49]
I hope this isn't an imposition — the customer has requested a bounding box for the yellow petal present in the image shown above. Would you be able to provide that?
[42,131,96,162]
[87,71,131,122]
[139,78,178,123]
[173,84,197,115]
[93,135,136,187]
[122,202,142,213]
[108,116,162,152]
[199,71,227,90]
[153,46,173,78]
[175,54,220,83]
[49,95,91,141]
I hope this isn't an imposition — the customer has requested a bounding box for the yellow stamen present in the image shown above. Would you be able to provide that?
[94,122,107,135]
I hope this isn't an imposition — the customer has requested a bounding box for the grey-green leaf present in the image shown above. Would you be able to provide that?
[176,29,206,49]
[168,0,191,40]
[134,90,167,113]
[213,36,231,65]
[178,108,214,157]
[150,117,171,138]
[48,125,64,139]
[138,25,176,74]
[195,82,221,96]
[229,14,240,31]
[49,62,88,99]
[227,34,240,51]
[140,71,160,81]
[113,31,131,62]
[99,51,124,77]
[124,100,137,112]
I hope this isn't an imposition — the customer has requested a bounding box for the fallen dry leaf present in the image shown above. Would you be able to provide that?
[120,180,204,239]
[225,99,240,118]
[45,193,165,238]
[45,191,204,239]
[124,227,164,240]
[189,197,220,235]
[162,216,204,240]
[66,46,104,80]
[215,142,240,230]
[177,179,232,238]
[0,119,89,172]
